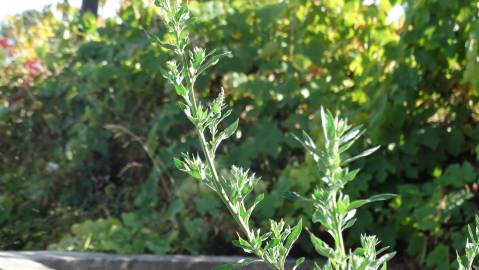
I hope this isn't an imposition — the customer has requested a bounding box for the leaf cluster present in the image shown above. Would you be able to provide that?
[155,1,303,269]
[293,108,395,270]
[457,216,479,270]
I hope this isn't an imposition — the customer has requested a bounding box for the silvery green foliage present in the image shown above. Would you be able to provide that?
[154,1,302,269]
[457,216,479,270]
[293,108,395,270]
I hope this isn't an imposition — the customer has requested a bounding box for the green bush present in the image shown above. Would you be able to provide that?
[0,0,478,269]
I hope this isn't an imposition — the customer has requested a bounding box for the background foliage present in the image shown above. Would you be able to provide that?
[0,0,478,269]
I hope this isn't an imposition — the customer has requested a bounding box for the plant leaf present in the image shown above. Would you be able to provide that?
[347,199,369,211]
[318,107,336,143]
[310,232,334,258]
[175,85,187,96]
[223,119,239,139]
[342,146,380,165]
[249,193,265,216]
[232,235,254,253]
[212,258,260,270]
[320,107,330,144]
[213,119,239,152]
[284,191,310,202]
[285,218,303,251]
[197,50,230,75]
[342,218,357,230]
[292,131,324,163]
[367,193,397,202]
[347,194,396,211]
[376,252,396,268]
[293,257,305,270]
[340,126,364,145]
[173,157,186,170]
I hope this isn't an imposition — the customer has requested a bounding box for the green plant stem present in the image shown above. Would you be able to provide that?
[184,64,252,240]
[178,40,265,264]
[331,190,346,269]
[164,5,289,269]
[196,128,279,270]
[327,144,346,269]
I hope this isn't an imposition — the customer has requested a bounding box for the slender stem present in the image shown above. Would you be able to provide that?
[331,190,345,268]
[197,131,280,270]
[177,38,267,264]
[326,141,346,268]
[166,6,281,269]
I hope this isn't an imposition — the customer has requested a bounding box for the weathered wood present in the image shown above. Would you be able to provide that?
[0,251,315,270]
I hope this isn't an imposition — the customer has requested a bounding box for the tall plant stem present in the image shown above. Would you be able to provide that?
[197,128,280,270]
[331,190,346,269]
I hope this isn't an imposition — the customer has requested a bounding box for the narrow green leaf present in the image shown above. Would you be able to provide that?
[232,235,254,253]
[197,51,230,75]
[212,119,239,153]
[337,199,348,214]
[344,209,356,223]
[260,232,272,241]
[310,232,334,258]
[293,257,305,270]
[173,158,186,170]
[292,131,324,164]
[340,126,364,145]
[376,252,396,268]
[342,218,357,230]
[174,4,189,22]
[353,247,366,256]
[284,191,310,202]
[239,204,248,223]
[320,107,329,143]
[189,169,202,179]
[222,119,239,139]
[212,259,260,270]
[347,194,395,211]
[377,246,390,255]
[211,88,225,114]
[468,223,475,242]
[192,48,206,69]
[175,85,187,96]
[347,199,369,211]
[325,110,336,142]
[249,193,264,215]
[285,218,302,251]
[160,42,177,51]
[342,146,380,164]
[312,210,329,227]
[367,193,397,202]
[343,168,360,183]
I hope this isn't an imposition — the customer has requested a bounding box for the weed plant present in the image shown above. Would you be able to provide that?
[155,1,302,269]
[154,1,479,269]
